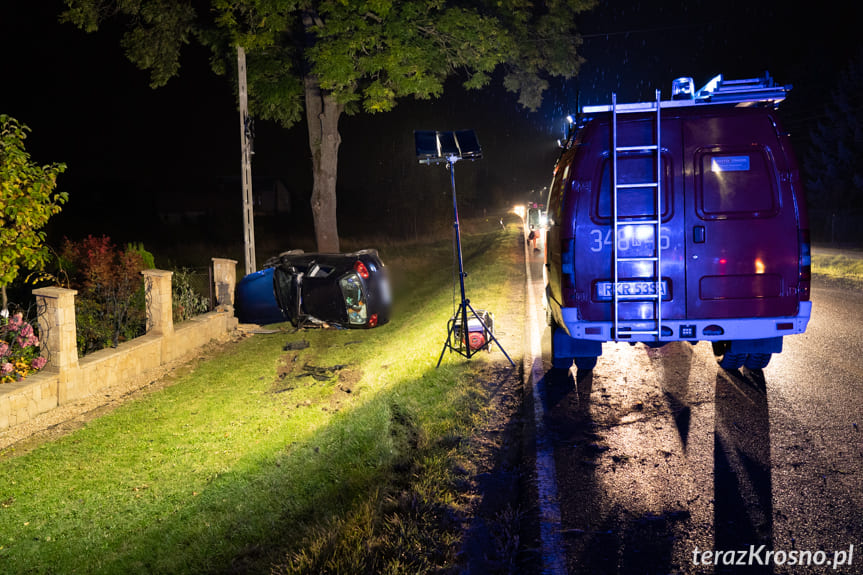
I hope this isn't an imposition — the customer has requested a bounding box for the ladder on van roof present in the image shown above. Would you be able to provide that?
[611,89,664,341]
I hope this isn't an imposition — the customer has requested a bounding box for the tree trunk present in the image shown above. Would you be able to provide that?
[304,74,343,253]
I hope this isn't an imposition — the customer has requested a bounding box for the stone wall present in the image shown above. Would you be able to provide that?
[0,258,239,430]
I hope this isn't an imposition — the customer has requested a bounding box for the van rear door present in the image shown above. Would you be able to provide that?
[578,115,687,324]
[682,109,799,319]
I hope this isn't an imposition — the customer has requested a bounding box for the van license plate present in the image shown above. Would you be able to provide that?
[595,280,669,300]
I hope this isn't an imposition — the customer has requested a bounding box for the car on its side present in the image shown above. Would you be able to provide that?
[236,249,391,329]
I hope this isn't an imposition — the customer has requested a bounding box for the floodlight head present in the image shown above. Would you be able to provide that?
[414,129,482,165]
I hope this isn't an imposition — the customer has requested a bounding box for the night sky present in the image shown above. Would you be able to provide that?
[2,1,861,251]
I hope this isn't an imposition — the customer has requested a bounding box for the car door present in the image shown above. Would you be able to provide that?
[683,109,800,319]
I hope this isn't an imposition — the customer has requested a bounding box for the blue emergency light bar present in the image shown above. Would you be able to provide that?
[582,72,791,114]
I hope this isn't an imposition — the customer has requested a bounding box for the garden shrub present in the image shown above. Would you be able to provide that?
[59,236,148,356]
[172,268,210,322]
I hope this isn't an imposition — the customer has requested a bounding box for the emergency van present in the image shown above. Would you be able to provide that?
[545,73,812,371]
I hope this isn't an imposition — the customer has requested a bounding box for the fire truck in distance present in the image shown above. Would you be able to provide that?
[545,73,812,371]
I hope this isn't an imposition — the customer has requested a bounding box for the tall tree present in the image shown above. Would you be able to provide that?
[61,0,596,252]
[0,115,68,311]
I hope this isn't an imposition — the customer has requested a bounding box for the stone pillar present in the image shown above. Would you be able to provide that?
[32,287,79,373]
[142,270,174,337]
[212,258,239,308]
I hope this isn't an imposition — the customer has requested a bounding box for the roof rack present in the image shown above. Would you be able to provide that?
[581,72,791,114]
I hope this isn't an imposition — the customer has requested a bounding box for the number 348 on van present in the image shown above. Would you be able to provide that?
[589,227,671,252]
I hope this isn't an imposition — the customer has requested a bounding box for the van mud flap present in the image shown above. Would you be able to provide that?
[552,328,603,369]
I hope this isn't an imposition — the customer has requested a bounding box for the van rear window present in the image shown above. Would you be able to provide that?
[596,153,671,221]
[697,148,778,218]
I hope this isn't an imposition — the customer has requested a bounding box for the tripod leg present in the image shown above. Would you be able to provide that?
[437,307,462,367]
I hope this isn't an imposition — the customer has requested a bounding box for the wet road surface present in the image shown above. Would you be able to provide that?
[523,245,863,574]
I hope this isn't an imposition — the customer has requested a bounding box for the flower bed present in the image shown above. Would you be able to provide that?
[1,311,46,383]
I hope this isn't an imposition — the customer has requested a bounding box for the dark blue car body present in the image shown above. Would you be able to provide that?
[236,249,391,329]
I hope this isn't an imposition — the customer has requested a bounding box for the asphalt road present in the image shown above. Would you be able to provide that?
[524,244,863,574]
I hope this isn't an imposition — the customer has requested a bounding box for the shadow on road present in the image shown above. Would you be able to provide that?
[535,344,778,574]
[541,364,687,575]
[713,367,774,574]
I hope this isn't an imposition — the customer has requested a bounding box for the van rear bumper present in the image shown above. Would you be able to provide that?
[560,301,812,342]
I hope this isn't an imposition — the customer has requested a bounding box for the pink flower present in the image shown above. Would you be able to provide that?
[19,323,33,338]
[8,313,23,330]
[1,363,13,375]
[15,333,38,349]
[0,342,8,357]
[32,357,47,370]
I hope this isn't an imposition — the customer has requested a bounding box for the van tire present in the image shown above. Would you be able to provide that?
[712,341,746,370]
[717,353,746,370]
[574,356,598,371]
[744,353,772,370]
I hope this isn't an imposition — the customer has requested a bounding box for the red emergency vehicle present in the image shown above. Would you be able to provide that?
[545,73,812,371]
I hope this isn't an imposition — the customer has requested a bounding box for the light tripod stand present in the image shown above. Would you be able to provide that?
[414,130,514,368]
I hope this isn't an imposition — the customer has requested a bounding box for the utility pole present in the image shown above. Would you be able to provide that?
[238,45,256,275]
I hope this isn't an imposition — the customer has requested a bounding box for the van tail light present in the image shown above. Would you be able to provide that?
[368,313,378,327]
[354,261,370,279]
[798,229,811,301]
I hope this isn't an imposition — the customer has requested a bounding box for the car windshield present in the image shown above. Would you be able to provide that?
[339,273,367,324]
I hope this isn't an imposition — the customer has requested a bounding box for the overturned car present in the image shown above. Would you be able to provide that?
[236,249,391,329]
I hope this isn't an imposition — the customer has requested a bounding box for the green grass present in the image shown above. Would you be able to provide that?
[0,215,526,575]
[812,248,863,287]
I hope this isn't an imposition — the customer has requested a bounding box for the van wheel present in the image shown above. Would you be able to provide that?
[744,353,772,370]
[574,356,598,371]
[712,341,745,370]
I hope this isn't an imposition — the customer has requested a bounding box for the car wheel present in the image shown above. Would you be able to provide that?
[574,356,598,371]
[712,341,745,370]
[744,353,772,370]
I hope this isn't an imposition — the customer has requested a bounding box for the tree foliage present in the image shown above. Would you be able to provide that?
[803,48,863,241]
[61,0,596,251]
[0,115,68,304]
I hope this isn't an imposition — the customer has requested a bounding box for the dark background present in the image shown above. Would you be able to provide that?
[2,1,861,262]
